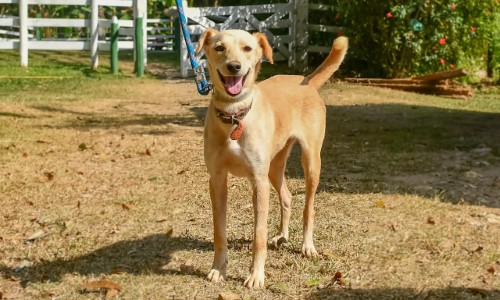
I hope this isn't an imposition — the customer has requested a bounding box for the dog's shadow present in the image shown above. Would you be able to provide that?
[0,234,212,287]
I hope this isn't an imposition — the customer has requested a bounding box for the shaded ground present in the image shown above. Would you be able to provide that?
[0,79,499,299]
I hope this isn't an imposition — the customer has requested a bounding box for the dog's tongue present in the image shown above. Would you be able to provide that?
[225,76,244,95]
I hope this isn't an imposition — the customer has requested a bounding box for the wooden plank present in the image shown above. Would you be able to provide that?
[346,78,426,85]
[29,40,89,50]
[347,80,472,97]
[0,40,19,49]
[412,68,468,81]
[0,17,18,27]
[28,18,89,27]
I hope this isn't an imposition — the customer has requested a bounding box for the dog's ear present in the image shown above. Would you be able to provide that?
[195,28,218,55]
[253,32,274,64]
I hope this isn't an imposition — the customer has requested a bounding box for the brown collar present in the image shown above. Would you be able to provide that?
[215,101,253,140]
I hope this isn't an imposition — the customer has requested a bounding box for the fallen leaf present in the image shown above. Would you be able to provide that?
[427,217,435,225]
[25,230,49,242]
[180,259,195,275]
[44,172,55,181]
[374,200,385,208]
[77,201,81,209]
[269,282,289,294]
[218,292,240,300]
[306,278,321,287]
[111,267,126,274]
[145,148,151,156]
[332,271,345,285]
[487,266,495,274]
[22,152,28,157]
[26,200,34,206]
[166,228,174,237]
[121,203,132,210]
[78,143,87,151]
[36,140,49,144]
[106,289,119,298]
[79,279,121,291]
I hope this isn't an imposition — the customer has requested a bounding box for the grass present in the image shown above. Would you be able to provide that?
[0,50,499,299]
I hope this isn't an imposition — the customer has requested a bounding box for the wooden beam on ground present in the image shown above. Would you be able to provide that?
[412,68,468,81]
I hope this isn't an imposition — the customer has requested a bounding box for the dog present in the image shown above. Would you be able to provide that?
[195,28,348,288]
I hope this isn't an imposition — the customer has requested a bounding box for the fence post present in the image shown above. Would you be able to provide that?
[293,0,308,72]
[179,0,189,78]
[19,0,28,67]
[110,16,119,74]
[35,12,42,40]
[135,16,144,77]
[134,0,147,76]
[91,0,99,70]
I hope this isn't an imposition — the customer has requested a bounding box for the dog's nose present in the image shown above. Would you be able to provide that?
[226,61,241,74]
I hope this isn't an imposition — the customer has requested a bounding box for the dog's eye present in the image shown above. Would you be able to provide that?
[215,45,225,52]
[243,46,252,52]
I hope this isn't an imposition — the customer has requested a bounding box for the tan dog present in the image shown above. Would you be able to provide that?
[195,29,347,288]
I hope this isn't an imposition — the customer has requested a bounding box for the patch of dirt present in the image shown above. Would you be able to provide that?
[0,80,499,299]
[387,149,500,207]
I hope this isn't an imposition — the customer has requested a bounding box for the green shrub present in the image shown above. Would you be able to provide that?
[320,0,499,78]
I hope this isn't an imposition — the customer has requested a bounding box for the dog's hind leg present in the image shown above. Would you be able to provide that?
[207,171,229,282]
[268,139,295,247]
[300,142,321,258]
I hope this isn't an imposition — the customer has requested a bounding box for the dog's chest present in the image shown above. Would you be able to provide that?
[221,140,260,177]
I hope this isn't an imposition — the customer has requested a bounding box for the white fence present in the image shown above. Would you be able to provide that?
[0,0,150,69]
[1,0,340,75]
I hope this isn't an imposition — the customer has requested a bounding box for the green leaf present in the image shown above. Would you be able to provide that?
[306,278,321,287]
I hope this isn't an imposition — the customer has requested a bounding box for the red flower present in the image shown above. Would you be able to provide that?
[386,12,393,19]
[439,38,446,45]
[440,58,446,65]
[450,64,455,69]
[451,3,457,11]
[338,29,343,37]
[470,26,476,31]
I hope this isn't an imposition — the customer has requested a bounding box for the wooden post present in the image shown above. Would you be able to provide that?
[179,0,189,78]
[293,0,308,72]
[19,0,28,67]
[90,0,99,70]
[135,16,144,77]
[134,0,147,71]
[110,16,119,74]
[35,12,42,41]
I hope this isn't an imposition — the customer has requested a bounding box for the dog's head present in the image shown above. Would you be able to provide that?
[195,29,273,101]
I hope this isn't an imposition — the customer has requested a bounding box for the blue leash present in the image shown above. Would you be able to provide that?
[175,0,212,95]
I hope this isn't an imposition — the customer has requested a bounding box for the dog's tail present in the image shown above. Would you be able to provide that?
[304,37,348,89]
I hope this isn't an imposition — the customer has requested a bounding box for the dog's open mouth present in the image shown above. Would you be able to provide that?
[218,69,249,96]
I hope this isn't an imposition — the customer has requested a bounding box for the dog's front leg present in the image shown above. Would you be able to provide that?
[207,172,228,282]
[244,175,270,289]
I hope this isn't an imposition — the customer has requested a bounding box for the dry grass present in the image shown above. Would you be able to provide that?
[1,66,499,299]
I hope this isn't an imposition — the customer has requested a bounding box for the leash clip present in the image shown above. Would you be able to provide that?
[194,66,212,95]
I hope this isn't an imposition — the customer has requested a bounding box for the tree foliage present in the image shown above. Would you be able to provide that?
[321,0,499,78]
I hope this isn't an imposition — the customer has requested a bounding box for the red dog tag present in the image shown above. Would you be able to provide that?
[230,121,244,140]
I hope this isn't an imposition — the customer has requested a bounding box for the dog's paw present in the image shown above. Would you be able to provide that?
[268,235,287,248]
[207,268,226,283]
[301,243,318,258]
[244,271,265,289]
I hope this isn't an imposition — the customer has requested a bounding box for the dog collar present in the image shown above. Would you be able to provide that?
[215,101,253,140]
